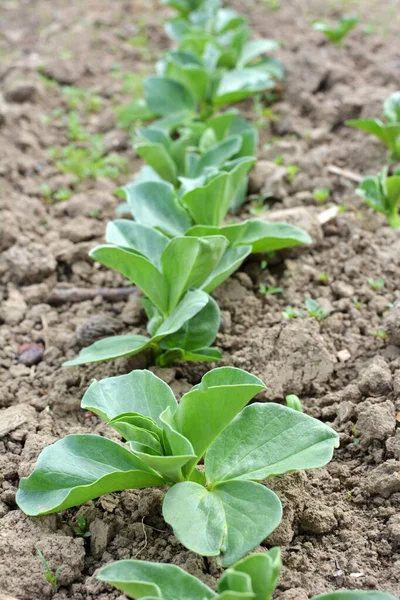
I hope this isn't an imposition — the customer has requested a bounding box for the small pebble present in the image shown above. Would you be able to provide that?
[18,342,44,366]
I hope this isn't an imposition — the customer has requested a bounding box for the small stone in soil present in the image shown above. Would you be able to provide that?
[18,343,44,366]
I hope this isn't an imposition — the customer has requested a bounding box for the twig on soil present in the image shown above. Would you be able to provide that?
[46,286,138,306]
[327,164,363,183]
[134,517,148,559]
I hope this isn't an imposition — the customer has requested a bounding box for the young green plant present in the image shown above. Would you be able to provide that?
[347,91,400,161]
[312,15,358,45]
[98,549,397,600]
[64,233,234,366]
[17,367,339,566]
[356,167,400,228]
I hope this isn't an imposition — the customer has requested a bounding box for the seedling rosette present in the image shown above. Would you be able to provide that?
[63,234,238,366]
[312,15,358,45]
[98,547,398,600]
[17,367,339,566]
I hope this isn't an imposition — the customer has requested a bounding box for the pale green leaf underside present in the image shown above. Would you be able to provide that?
[97,560,216,600]
[16,435,165,516]
[81,369,177,424]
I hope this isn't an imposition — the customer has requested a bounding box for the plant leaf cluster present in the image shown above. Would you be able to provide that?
[312,15,358,45]
[98,547,398,600]
[17,367,339,566]
[119,0,283,128]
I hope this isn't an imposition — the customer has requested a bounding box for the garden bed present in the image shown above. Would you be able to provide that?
[1,0,400,598]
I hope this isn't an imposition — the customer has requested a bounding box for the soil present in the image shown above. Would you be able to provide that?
[1,0,400,598]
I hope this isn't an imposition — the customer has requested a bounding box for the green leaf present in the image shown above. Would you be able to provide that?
[201,245,251,293]
[106,220,169,269]
[357,173,386,214]
[194,136,242,175]
[125,181,193,237]
[174,367,264,468]
[161,236,228,312]
[144,76,196,116]
[97,559,216,600]
[160,294,220,351]
[165,58,208,102]
[237,39,279,68]
[117,99,156,128]
[136,141,178,185]
[219,549,282,600]
[81,369,177,425]
[153,289,210,340]
[182,158,255,226]
[187,219,312,253]
[110,417,163,454]
[215,69,275,107]
[163,479,282,566]
[16,434,165,516]
[62,334,151,367]
[346,119,387,142]
[228,115,258,157]
[90,245,169,315]
[384,91,400,124]
[205,403,339,484]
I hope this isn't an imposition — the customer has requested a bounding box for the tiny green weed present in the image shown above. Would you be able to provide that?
[37,549,64,592]
[313,188,330,203]
[368,277,385,290]
[305,298,329,321]
[259,283,282,295]
[370,329,387,340]
[72,515,91,538]
[286,165,299,182]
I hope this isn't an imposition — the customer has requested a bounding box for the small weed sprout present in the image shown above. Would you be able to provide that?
[286,164,300,182]
[72,515,91,538]
[305,298,329,321]
[312,15,358,45]
[318,273,329,283]
[273,154,285,165]
[285,394,303,412]
[352,296,364,310]
[259,283,282,295]
[37,549,64,592]
[313,188,330,203]
[370,329,387,340]
[282,306,305,319]
[368,277,385,290]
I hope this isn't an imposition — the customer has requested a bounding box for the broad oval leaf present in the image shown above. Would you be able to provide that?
[153,289,210,340]
[161,236,228,312]
[215,69,275,108]
[188,219,312,253]
[194,136,242,176]
[237,39,280,68]
[200,245,251,293]
[205,403,339,485]
[62,334,151,367]
[160,294,220,351]
[81,369,177,424]
[144,76,196,116]
[346,119,387,142]
[135,141,178,185]
[90,245,169,316]
[106,220,169,269]
[163,479,282,566]
[97,559,216,600]
[125,180,193,237]
[16,434,165,516]
[174,367,264,470]
[182,158,255,226]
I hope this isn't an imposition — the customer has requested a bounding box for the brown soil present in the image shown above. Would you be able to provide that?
[1,0,400,598]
